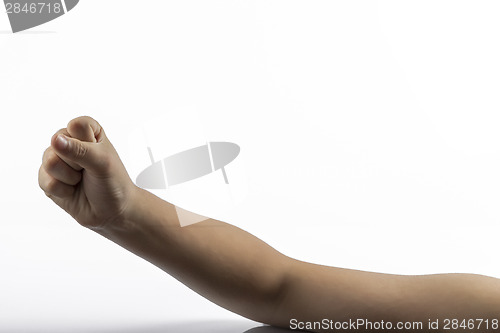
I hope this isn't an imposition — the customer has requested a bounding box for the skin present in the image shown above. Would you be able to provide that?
[39,116,500,332]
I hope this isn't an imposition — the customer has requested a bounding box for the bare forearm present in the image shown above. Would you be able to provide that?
[274,261,500,332]
[92,187,500,332]
[93,187,500,331]
[94,186,291,324]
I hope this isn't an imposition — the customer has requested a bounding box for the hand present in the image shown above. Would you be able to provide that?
[38,116,136,229]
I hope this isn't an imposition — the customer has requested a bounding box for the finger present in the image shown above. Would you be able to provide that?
[42,147,82,186]
[52,134,109,173]
[50,128,82,171]
[38,165,75,198]
[67,116,105,143]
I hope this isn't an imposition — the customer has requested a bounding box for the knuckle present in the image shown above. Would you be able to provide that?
[44,152,59,173]
[44,177,59,194]
[78,115,96,124]
[39,170,57,195]
[42,147,51,163]
[68,116,100,143]
[38,167,46,191]
[68,117,85,132]
[68,116,94,134]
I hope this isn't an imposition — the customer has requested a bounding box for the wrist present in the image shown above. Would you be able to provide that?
[119,184,142,224]
[92,184,181,241]
[88,183,143,233]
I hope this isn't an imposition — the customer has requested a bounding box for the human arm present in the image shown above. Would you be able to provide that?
[101,189,500,331]
[38,116,500,332]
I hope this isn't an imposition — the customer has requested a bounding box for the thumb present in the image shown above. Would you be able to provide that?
[53,134,107,173]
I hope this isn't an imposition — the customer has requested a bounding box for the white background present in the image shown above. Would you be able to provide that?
[1,1,500,331]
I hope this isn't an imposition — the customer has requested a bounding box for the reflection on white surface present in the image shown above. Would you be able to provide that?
[0,320,296,333]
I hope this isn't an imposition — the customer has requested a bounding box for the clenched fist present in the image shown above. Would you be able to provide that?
[38,116,137,229]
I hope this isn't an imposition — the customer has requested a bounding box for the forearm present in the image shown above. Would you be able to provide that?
[92,187,500,331]
[94,186,291,324]
[274,262,500,332]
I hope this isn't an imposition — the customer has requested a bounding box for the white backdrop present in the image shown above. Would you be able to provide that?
[1,1,500,331]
